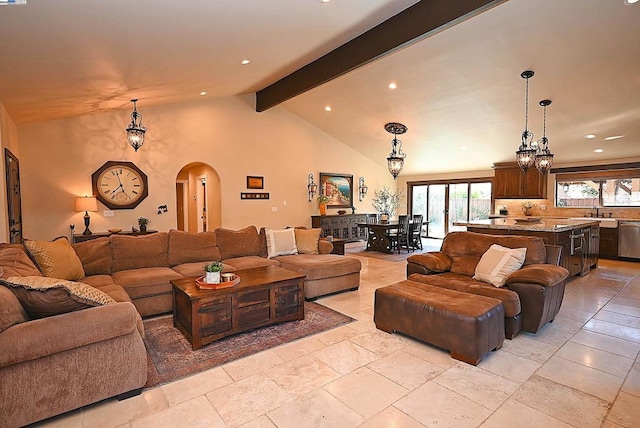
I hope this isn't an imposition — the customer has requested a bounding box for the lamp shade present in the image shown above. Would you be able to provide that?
[75,196,98,212]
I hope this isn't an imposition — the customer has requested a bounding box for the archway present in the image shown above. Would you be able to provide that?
[175,163,221,232]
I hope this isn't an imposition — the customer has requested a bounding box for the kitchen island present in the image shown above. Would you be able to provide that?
[454,218,600,277]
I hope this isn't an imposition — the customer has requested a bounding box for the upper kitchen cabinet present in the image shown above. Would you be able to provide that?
[493,162,547,199]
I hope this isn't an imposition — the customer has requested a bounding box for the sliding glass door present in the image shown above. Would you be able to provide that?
[409,179,492,239]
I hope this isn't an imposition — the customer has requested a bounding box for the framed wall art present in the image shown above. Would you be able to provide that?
[319,173,353,208]
[246,176,264,189]
[241,192,269,200]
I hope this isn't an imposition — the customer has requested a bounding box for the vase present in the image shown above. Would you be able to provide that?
[319,203,327,216]
[380,213,389,223]
[205,271,220,284]
[522,207,533,216]
[139,224,147,232]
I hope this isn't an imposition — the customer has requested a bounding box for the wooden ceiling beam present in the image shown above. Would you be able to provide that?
[256,0,507,112]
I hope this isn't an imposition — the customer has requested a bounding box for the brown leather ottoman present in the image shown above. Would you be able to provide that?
[374,279,505,365]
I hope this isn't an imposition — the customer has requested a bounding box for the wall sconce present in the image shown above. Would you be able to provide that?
[307,174,318,202]
[358,177,368,201]
[126,99,147,152]
[75,196,98,235]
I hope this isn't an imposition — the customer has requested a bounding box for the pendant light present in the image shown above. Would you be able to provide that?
[385,122,407,179]
[126,99,147,152]
[535,99,554,173]
[515,71,537,172]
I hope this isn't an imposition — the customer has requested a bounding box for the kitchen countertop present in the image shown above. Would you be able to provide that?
[454,218,600,232]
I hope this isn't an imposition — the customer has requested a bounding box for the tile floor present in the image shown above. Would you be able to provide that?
[35,256,640,428]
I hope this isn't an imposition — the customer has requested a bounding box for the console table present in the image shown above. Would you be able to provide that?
[311,214,376,242]
[73,229,158,243]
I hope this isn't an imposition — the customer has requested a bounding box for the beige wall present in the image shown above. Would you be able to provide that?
[17,95,394,240]
[0,101,20,242]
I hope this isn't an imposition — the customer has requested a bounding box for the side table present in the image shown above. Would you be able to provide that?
[330,238,346,255]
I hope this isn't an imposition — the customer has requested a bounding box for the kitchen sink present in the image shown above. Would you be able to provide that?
[568,218,618,228]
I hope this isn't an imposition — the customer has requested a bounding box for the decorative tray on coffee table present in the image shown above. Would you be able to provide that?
[196,274,240,289]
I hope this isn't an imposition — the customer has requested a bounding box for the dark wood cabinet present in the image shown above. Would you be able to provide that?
[493,162,547,199]
[599,227,619,259]
[311,214,375,242]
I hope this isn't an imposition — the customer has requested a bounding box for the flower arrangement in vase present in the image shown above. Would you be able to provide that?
[204,261,223,284]
[371,186,403,222]
[317,194,330,216]
[521,201,536,216]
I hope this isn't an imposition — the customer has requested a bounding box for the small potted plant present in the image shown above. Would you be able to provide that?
[317,194,330,216]
[137,217,150,232]
[204,261,223,284]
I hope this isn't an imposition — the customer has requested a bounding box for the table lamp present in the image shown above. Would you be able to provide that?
[75,196,98,235]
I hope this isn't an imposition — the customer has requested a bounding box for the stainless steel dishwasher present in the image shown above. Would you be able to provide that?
[619,221,640,260]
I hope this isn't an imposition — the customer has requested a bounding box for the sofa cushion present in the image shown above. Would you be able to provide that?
[111,267,182,299]
[110,233,169,272]
[23,237,85,280]
[216,226,263,259]
[275,254,361,281]
[78,274,117,288]
[0,284,29,333]
[0,276,116,319]
[168,229,221,266]
[294,228,321,255]
[441,231,545,276]
[407,252,451,273]
[265,228,298,258]
[221,256,280,270]
[473,244,527,287]
[72,237,113,276]
[0,246,42,278]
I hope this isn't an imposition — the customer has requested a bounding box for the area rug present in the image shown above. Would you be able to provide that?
[143,301,354,388]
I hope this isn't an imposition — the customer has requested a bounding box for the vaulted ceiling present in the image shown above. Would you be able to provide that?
[1,0,638,175]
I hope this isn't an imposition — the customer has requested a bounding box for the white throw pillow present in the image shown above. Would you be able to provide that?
[265,228,298,259]
[473,244,527,287]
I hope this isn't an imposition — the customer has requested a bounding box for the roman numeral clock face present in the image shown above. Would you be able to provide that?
[91,161,149,210]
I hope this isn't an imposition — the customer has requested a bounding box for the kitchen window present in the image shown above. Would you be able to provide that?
[554,163,640,208]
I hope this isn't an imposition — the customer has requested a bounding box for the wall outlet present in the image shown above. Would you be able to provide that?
[271,207,278,212]
[283,200,287,206]
[540,205,547,211]
[103,210,115,217]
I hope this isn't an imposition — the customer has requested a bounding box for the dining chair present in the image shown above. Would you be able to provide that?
[411,214,423,250]
[390,215,411,253]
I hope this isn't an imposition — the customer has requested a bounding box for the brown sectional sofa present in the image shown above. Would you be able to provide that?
[405,231,570,338]
[75,226,361,316]
[0,226,361,427]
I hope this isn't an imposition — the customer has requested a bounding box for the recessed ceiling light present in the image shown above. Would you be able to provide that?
[593,148,604,153]
[240,59,251,65]
[320,0,331,3]
[604,135,625,141]
[324,106,332,112]
[584,134,597,139]
[624,0,638,5]
[388,82,398,89]
[199,91,207,96]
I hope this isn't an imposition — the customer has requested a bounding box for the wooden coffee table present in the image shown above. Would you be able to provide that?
[171,265,305,350]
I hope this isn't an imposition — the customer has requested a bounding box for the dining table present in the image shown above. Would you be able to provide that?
[357,220,430,254]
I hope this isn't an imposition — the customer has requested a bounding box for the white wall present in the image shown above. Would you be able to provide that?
[17,95,395,240]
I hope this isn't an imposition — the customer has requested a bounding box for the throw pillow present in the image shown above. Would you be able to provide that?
[23,237,85,280]
[0,245,42,278]
[473,244,527,287]
[294,228,321,254]
[1,276,116,319]
[265,228,298,259]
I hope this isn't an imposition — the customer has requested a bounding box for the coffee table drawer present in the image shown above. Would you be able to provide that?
[199,297,232,336]
[238,288,269,307]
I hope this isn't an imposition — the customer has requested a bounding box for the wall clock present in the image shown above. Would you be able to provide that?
[91,161,148,210]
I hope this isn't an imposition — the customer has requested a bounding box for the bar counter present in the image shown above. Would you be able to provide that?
[453,217,599,232]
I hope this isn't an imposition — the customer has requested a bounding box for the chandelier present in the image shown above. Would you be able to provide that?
[515,71,537,172]
[126,99,147,152]
[535,99,554,173]
[515,71,555,174]
[385,122,407,179]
